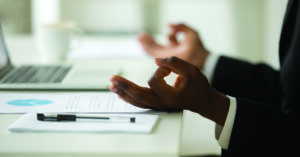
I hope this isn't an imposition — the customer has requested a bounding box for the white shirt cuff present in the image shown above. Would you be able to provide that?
[202,53,237,150]
[202,53,220,83]
[215,96,237,150]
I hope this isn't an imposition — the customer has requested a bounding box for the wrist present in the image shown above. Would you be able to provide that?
[205,90,230,126]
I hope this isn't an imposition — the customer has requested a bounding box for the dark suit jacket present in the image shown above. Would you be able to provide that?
[211,0,300,156]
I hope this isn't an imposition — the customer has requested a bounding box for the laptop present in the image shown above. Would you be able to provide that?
[0,25,119,91]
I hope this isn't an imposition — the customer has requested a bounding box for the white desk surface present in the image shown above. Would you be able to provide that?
[0,35,221,157]
[0,112,182,157]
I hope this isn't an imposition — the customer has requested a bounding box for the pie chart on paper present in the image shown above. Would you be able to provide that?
[7,99,53,107]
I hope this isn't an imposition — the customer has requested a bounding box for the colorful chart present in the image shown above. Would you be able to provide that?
[7,99,53,107]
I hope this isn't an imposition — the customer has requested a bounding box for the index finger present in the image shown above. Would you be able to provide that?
[155,57,198,77]
[148,67,174,97]
[110,75,167,110]
[169,23,196,34]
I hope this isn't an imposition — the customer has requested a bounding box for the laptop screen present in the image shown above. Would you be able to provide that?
[0,24,9,69]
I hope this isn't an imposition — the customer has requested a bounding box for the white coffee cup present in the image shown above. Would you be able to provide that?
[37,22,83,62]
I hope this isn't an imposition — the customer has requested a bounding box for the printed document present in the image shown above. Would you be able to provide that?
[0,92,150,113]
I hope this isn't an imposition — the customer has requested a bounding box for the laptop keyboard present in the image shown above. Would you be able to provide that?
[3,66,71,83]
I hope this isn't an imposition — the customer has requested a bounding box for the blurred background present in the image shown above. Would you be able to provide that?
[0,0,287,68]
[0,0,288,155]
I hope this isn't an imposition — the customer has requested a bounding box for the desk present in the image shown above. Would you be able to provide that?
[0,35,221,156]
[0,112,182,157]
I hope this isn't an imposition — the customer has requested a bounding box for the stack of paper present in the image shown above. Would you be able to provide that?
[9,113,158,133]
[1,92,163,134]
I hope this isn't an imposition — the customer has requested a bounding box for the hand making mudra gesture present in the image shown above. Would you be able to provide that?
[110,24,230,126]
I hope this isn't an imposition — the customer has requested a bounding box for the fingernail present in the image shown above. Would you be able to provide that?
[110,86,119,93]
[110,79,119,85]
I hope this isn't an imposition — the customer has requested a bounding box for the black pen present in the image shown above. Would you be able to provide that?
[37,113,136,123]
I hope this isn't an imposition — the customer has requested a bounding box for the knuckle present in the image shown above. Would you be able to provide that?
[184,67,198,82]
[185,63,198,75]
[190,65,199,74]
[166,56,178,64]
[178,23,185,27]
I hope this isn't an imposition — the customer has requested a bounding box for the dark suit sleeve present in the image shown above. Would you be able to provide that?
[220,97,298,156]
[210,1,300,156]
[211,56,282,108]
[211,56,298,156]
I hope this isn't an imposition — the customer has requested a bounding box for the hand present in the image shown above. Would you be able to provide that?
[139,24,210,70]
[110,56,230,126]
